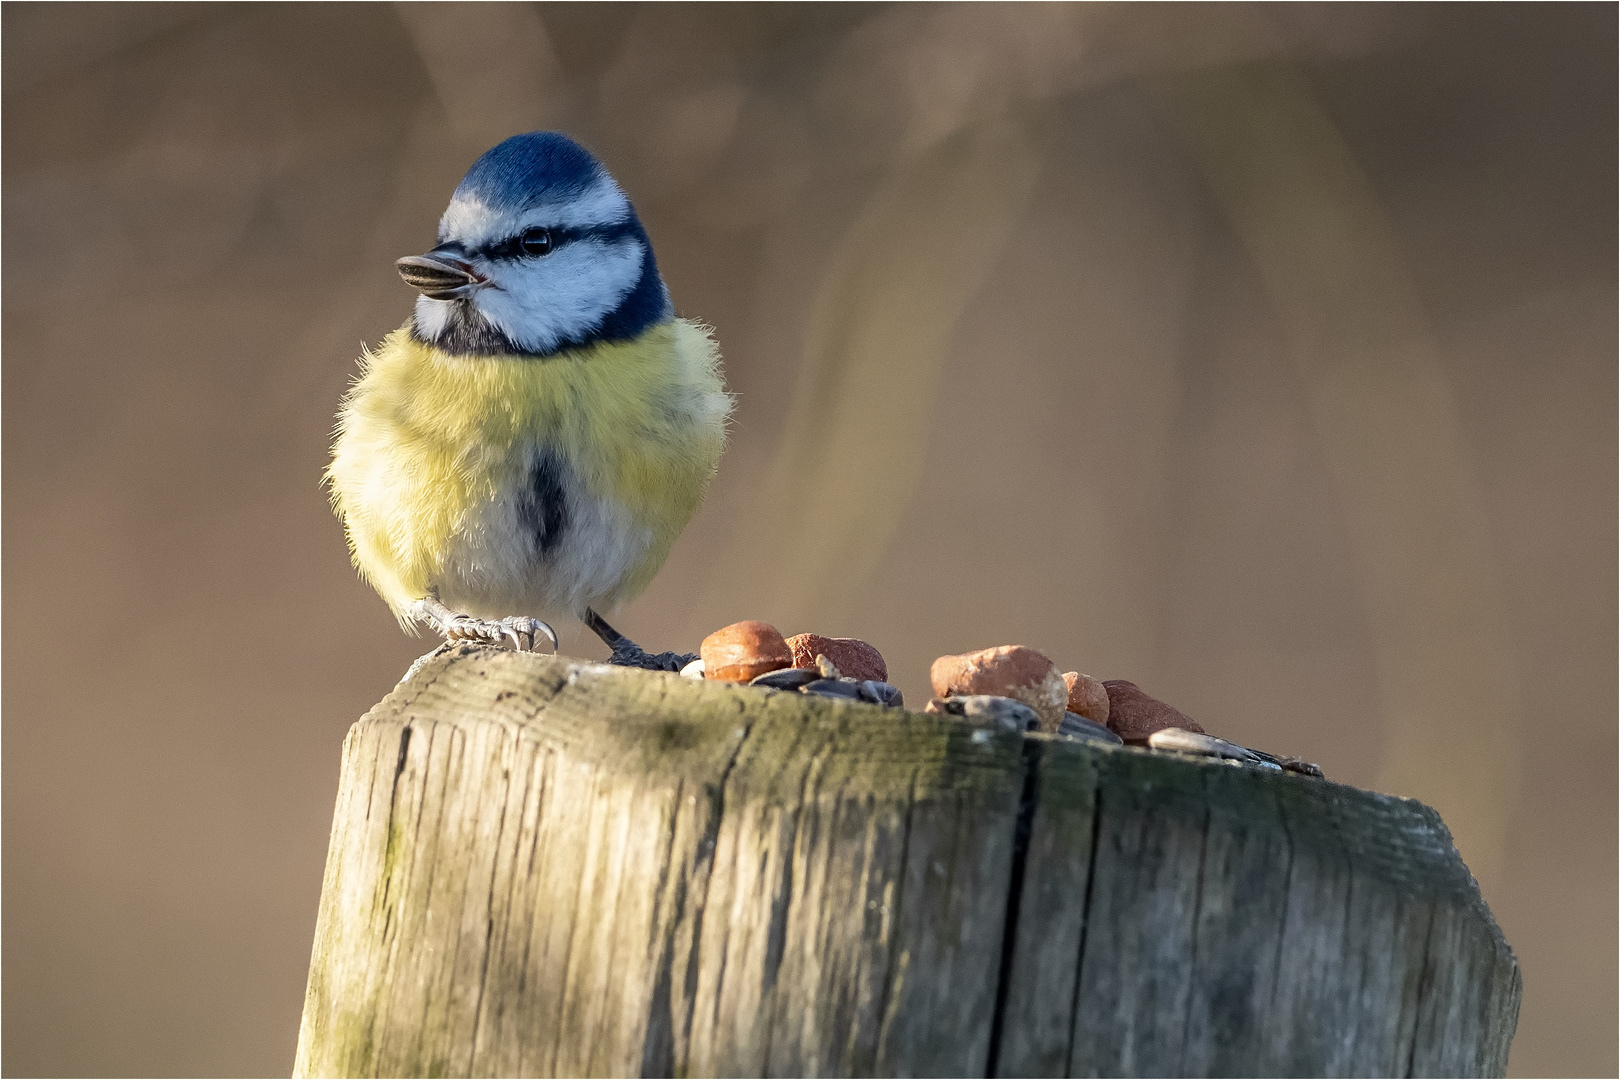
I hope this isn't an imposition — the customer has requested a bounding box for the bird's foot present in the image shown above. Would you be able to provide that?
[608,645,700,672]
[445,613,557,652]
[583,608,696,672]
[414,596,558,653]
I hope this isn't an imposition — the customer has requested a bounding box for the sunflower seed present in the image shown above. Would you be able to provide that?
[1058,711,1123,745]
[926,694,1040,732]
[1148,727,1259,762]
[857,681,904,708]
[750,666,821,690]
[801,678,863,700]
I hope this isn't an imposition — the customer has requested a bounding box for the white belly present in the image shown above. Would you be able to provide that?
[432,449,654,622]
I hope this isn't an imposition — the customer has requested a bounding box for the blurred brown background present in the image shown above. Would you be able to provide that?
[3,2,1613,1076]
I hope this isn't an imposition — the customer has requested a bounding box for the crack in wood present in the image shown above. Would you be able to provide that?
[1178,804,1214,1073]
[871,768,919,1071]
[984,737,1043,1077]
[1063,782,1107,1075]
[1405,901,1440,1078]
[670,713,754,1075]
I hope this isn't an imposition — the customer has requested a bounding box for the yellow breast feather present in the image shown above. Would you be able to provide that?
[326,318,730,622]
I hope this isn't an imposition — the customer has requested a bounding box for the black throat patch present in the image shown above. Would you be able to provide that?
[411,302,533,358]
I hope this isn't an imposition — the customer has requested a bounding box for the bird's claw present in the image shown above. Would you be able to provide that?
[502,615,558,653]
[440,613,558,654]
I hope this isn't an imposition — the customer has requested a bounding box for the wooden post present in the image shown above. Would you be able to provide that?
[293,646,1519,1078]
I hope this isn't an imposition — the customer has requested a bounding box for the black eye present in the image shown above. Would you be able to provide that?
[519,227,554,256]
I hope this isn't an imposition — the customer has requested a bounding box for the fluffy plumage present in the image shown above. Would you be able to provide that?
[325,133,731,642]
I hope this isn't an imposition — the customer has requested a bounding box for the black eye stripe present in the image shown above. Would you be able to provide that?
[479,221,639,261]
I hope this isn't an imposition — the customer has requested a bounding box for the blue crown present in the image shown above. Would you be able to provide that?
[452,132,605,211]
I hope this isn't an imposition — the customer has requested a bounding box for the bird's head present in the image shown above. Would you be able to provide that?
[399,132,671,357]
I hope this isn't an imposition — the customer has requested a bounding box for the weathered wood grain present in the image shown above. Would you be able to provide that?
[294,646,1519,1078]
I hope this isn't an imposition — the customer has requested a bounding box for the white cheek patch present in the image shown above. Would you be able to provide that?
[474,238,646,354]
[438,178,632,247]
[413,295,454,339]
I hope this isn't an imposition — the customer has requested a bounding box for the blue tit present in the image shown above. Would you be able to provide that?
[325,132,732,668]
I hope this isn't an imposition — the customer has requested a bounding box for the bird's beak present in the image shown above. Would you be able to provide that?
[396,249,487,300]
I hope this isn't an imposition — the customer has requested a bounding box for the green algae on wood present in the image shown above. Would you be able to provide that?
[294,646,1519,1078]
